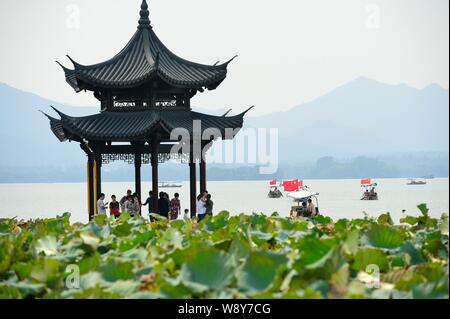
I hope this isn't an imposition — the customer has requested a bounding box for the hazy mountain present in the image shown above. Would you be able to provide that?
[0,77,448,182]
[0,83,97,167]
[246,77,449,162]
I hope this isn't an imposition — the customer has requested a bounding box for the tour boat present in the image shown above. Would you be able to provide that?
[159,182,182,188]
[407,178,427,185]
[287,190,320,217]
[360,178,379,200]
[268,186,283,198]
[267,180,283,198]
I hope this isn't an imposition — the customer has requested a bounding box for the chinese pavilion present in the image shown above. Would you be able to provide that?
[44,0,251,220]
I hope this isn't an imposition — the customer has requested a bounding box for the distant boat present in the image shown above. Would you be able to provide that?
[267,179,283,198]
[407,178,427,185]
[159,182,182,188]
[360,178,379,200]
[421,175,435,180]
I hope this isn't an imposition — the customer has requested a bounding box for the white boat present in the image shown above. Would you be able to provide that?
[159,182,182,188]
[287,190,320,217]
[407,178,427,185]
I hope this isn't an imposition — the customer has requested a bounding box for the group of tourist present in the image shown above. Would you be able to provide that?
[96,189,214,222]
[196,191,214,222]
[362,187,378,200]
[291,198,317,218]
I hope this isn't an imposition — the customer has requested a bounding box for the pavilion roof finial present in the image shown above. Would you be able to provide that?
[138,0,151,28]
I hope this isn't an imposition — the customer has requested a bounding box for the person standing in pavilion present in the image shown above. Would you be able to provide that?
[109,195,120,219]
[142,191,153,212]
[204,194,214,217]
[120,190,132,212]
[97,193,108,216]
[169,193,181,220]
[125,195,136,216]
[196,194,207,222]
[132,193,141,216]
[158,192,170,218]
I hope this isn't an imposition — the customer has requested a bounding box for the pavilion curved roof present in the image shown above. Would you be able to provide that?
[58,0,234,92]
[43,107,252,143]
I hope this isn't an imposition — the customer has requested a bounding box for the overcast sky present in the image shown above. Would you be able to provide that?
[0,0,448,115]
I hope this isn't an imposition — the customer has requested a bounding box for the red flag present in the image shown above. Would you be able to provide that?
[361,178,372,185]
[298,180,304,188]
[283,179,299,192]
[269,179,278,186]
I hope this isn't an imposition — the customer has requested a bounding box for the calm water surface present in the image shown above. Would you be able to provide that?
[0,178,448,224]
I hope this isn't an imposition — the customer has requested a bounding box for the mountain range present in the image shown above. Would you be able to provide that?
[0,77,448,182]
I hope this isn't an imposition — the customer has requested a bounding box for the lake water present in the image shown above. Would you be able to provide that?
[0,178,448,224]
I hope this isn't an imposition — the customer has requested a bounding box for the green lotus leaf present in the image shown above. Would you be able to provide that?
[400,216,418,226]
[12,262,33,281]
[314,215,333,225]
[204,211,230,232]
[352,248,389,272]
[0,209,448,299]
[35,235,58,256]
[105,280,140,296]
[78,254,101,274]
[80,271,106,290]
[30,258,63,289]
[159,228,184,251]
[417,203,429,216]
[112,222,133,237]
[330,264,350,294]
[126,291,159,299]
[157,279,191,299]
[237,250,287,293]
[93,214,108,225]
[398,242,425,265]
[120,247,148,263]
[343,230,359,255]
[179,247,233,291]
[0,280,45,298]
[439,213,449,235]
[377,213,394,226]
[80,232,100,252]
[0,238,14,276]
[250,230,274,246]
[98,259,134,282]
[412,282,449,299]
[366,224,405,249]
[296,235,334,266]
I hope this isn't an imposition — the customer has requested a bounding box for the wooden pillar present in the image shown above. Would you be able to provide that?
[200,159,207,194]
[94,154,102,216]
[151,138,159,215]
[189,155,197,219]
[87,156,95,221]
[134,154,142,201]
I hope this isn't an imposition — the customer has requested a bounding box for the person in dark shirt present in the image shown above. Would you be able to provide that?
[109,195,120,219]
[142,191,153,212]
[169,193,181,220]
[158,192,170,218]
[205,194,214,217]
[120,190,132,212]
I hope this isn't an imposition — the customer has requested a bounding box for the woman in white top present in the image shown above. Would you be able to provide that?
[196,194,207,221]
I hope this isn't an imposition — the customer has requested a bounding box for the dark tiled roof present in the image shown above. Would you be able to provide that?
[44,107,252,143]
[58,0,234,92]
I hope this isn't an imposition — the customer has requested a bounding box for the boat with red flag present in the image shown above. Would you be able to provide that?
[360,178,378,200]
[267,179,283,198]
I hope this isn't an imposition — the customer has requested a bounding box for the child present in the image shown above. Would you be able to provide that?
[109,195,120,219]
[183,209,190,221]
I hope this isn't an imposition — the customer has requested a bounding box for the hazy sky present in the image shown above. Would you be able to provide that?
[0,0,448,115]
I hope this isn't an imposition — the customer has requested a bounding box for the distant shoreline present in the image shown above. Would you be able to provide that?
[0,177,448,185]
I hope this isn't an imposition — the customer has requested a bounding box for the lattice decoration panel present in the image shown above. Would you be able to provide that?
[101,153,190,165]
